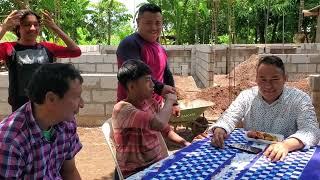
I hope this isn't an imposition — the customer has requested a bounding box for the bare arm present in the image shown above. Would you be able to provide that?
[0,10,21,40]
[42,10,78,50]
[166,130,190,147]
[150,93,177,130]
[60,158,81,180]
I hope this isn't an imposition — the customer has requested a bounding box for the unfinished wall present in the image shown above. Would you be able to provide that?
[0,44,319,126]
[309,74,320,122]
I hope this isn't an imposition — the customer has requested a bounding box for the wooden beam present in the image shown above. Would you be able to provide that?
[302,10,318,17]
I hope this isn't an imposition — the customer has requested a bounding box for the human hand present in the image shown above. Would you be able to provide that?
[161,85,176,96]
[263,142,289,162]
[164,93,177,103]
[2,10,22,31]
[172,104,180,117]
[211,128,228,148]
[41,10,58,30]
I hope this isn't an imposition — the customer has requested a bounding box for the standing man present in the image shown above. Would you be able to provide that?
[0,10,81,111]
[116,3,180,115]
[0,63,83,179]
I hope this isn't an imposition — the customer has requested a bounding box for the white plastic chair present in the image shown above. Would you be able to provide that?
[102,119,124,180]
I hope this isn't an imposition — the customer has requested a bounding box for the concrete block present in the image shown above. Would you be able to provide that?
[96,64,113,73]
[197,52,210,62]
[72,56,87,63]
[58,58,70,63]
[291,55,309,63]
[79,103,105,116]
[100,75,118,89]
[105,103,115,116]
[79,46,87,53]
[214,67,222,74]
[82,76,100,88]
[82,90,91,103]
[0,73,8,88]
[92,90,116,103]
[173,56,184,63]
[310,55,320,63]
[79,64,96,73]
[103,54,117,63]
[221,56,226,62]
[297,64,317,73]
[113,64,118,72]
[86,54,104,63]
[309,74,320,91]
[216,62,226,68]
[0,103,11,117]
[285,64,297,73]
[0,88,8,102]
[88,45,100,52]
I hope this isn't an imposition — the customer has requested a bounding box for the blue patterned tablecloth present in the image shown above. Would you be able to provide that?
[127,129,320,180]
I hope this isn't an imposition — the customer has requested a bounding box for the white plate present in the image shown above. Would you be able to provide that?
[244,131,284,144]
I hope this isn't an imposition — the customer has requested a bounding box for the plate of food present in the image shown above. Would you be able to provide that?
[244,130,284,144]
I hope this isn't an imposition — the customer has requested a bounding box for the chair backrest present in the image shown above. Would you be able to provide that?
[102,119,124,180]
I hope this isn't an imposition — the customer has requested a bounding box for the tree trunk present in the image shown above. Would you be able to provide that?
[271,17,278,43]
[194,0,200,44]
[107,0,114,45]
[298,0,304,33]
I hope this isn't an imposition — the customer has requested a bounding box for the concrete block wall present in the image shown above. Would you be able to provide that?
[0,72,11,119]
[194,44,320,87]
[309,74,320,122]
[1,44,319,126]
[259,54,320,81]
[76,74,117,126]
[57,45,118,74]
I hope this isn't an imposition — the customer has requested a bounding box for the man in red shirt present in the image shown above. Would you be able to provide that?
[0,10,81,111]
[116,3,180,115]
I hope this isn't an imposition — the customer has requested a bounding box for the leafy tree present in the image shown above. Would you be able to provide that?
[87,0,133,45]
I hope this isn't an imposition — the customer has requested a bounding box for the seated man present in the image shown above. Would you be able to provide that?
[0,63,84,179]
[209,55,319,162]
[112,60,190,178]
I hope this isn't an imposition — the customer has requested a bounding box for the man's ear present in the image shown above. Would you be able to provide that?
[44,91,58,104]
[127,81,135,92]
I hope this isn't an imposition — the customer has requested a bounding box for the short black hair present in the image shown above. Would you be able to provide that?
[257,56,285,74]
[117,60,152,89]
[14,10,41,39]
[26,63,83,104]
[138,3,162,18]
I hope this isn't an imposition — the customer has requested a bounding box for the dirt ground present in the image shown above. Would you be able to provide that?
[75,54,310,179]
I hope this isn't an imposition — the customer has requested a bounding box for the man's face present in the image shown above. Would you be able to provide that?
[54,78,84,121]
[19,14,40,41]
[256,63,286,104]
[137,11,162,43]
[130,74,154,100]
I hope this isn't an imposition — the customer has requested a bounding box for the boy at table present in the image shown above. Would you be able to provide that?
[112,60,190,178]
[205,55,320,162]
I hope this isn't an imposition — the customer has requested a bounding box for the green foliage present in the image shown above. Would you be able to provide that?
[0,0,319,45]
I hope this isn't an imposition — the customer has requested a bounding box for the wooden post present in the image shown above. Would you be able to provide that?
[309,74,320,123]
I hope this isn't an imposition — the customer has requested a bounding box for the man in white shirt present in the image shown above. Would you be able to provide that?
[210,55,320,162]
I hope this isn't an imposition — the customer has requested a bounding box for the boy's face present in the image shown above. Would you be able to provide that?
[129,74,154,99]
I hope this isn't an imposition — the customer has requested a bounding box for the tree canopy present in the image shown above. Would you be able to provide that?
[0,0,318,45]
